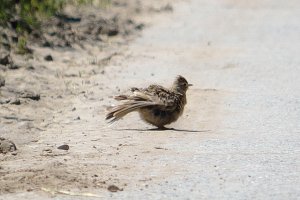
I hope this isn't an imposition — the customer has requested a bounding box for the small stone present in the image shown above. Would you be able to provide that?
[0,98,10,104]
[57,144,69,150]
[107,185,122,192]
[44,55,53,61]
[42,41,53,47]
[10,98,21,105]
[43,148,52,153]
[26,65,35,71]
[107,29,118,36]
[0,137,17,154]
[20,91,40,101]
[0,54,12,65]
[8,63,20,70]
[135,23,144,30]
[0,76,5,87]
[74,116,80,120]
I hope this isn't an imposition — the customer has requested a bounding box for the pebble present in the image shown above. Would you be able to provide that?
[57,144,69,150]
[44,55,53,61]
[0,137,17,154]
[107,185,123,192]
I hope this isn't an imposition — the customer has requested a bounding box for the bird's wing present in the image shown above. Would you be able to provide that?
[114,85,181,111]
[141,84,181,111]
[107,85,182,123]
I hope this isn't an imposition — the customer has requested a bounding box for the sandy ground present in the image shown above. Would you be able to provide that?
[1,0,300,199]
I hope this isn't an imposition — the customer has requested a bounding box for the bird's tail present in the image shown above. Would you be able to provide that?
[105,101,154,123]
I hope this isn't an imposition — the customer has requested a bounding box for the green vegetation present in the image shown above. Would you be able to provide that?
[17,36,30,54]
[0,0,112,31]
[0,0,65,32]
[0,0,111,53]
[0,0,66,54]
[0,0,112,32]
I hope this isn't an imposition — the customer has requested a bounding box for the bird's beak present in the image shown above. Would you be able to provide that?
[188,84,193,86]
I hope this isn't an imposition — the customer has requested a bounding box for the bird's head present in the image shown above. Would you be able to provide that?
[172,75,192,94]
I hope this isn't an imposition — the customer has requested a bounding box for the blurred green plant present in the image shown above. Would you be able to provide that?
[0,1,13,24]
[0,0,66,54]
[0,0,111,33]
[0,0,111,53]
[0,0,65,32]
[17,36,30,54]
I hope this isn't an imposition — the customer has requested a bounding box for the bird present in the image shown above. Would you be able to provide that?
[105,75,192,129]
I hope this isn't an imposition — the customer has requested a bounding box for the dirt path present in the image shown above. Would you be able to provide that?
[1,0,300,199]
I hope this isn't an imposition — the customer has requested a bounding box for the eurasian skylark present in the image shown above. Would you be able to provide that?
[106,75,192,129]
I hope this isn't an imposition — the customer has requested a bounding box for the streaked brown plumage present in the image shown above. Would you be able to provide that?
[106,75,192,129]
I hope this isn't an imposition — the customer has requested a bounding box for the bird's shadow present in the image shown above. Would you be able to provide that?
[115,127,210,133]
